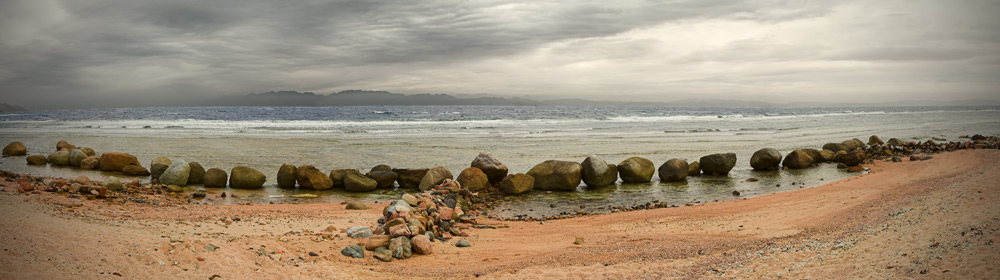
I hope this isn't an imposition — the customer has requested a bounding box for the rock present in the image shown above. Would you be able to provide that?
[47,150,70,166]
[203,168,228,188]
[868,135,884,146]
[365,235,391,251]
[657,158,689,182]
[455,239,471,247]
[699,153,737,175]
[79,147,96,157]
[392,168,429,189]
[389,237,412,259]
[401,194,419,206]
[892,156,902,162]
[581,155,617,187]
[2,142,27,156]
[818,150,836,162]
[99,153,141,172]
[104,176,123,191]
[276,164,297,188]
[574,237,585,245]
[80,156,100,169]
[499,174,534,195]
[411,235,433,255]
[347,226,374,239]
[782,150,815,169]
[617,157,655,183]
[527,160,582,191]
[67,149,85,167]
[329,169,362,188]
[823,143,850,153]
[150,157,172,180]
[165,185,184,193]
[373,247,392,262]
[801,149,827,163]
[471,152,509,183]
[887,138,905,146]
[366,170,399,189]
[846,138,866,150]
[346,201,370,210]
[688,161,701,176]
[56,140,76,151]
[159,160,191,186]
[297,165,333,190]
[187,162,205,184]
[732,190,741,196]
[229,166,265,189]
[388,224,411,237]
[370,164,392,173]
[341,245,365,258]
[846,166,865,173]
[836,151,864,167]
[122,165,151,176]
[26,155,47,165]
[418,166,453,191]
[750,148,782,171]
[192,190,206,199]
[344,172,378,192]
[456,167,490,192]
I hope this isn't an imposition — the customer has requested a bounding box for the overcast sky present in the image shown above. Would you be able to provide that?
[1,0,998,109]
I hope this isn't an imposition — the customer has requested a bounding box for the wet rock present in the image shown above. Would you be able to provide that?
[618,157,655,183]
[527,160,582,191]
[203,168,228,188]
[389,237,412,259]
[68,149,87,167]
[366,235,392,251]
[456,167,490,192]
[818,150,836,162]
[229,166,265,189]
[297,165,333,190]
[329,169,362,188]
[411,235,433,255]
[802,149,827,163]
[192,190,207,199]
[732,190,741,196]
[122,165,151,176]
[56,140,75,151]
[499,174,534,195]
[374,247,392,262]
[658,158,689,182]
[276,164,297,188]
[688,161,701,176]
[26,155,47,165]
[419,166,453,191]
[392,168,429,189]
[471,152,509,183]
[341,245,365,258]
[455,239,471,247]
[99,153,141,172]
[347,226,374,239]
[2,142,27,156]
[836,151,864,167]
[581,155,617,187]
[345,172,378,192]
[346,201,370,210]
[150,157,172,180]
[750,148,782,171]
[782,150,815,169]
[104,176,123,192]
[869,135,884,145]
[160,160,191,186]
[366,170,399,189]
[699,153,737,175]
[48,150,71,166]
[188,162,205,185]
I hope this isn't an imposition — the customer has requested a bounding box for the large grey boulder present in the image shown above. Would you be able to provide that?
[581,155,617,187]
[617,157,654,183]
[750,148,782,171]
[527,160,581,191]
[471,152,509,183]
[657,158,689,182]
[699,153,737,175]
[159,160,191,186]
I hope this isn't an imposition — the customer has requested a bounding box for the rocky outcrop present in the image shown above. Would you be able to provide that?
[471,152,509,183]
[499,173,534,195]
[99,153,140,172]
[581,155,617,187]
[345,172,378,192]
[617,157,654,183]
[2,142,27,156]
[204,168,228,188]
[658,158,689,182]
[159,160,191,186]
[699,153,737,175]
[229,166,265,189]
[750,148,782,171]
[456,167,490,192]
[392,168,429,189]
[418,166,453,191]
[527,160,582,191]
[297,165,333,190]
[782,149,814,169]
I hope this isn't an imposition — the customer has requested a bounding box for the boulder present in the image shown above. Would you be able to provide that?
[886,138,905,146]
[370,164,392,173]
[782,149,814,169]
[159,160,191,186]
[276,164,297,188]
[104,176,123,192]
[868,135,884,146]
[699,153,737,175]
[150,157,172,180]
[47,150,71,166]
[365,235,391,251]
[203,168,228,188]
[187,162,205,184]
[2,142,27,156]
[411,235,433,255]
[80,156,100,169]
[688,161,701,176]
[345,172,378,192]
[471,152,509,183]
[341,245,365,258]
[366,170,399,189]
[617,157,655,183]
[122,165,151,176]
[456,167,490,192]
[392,168,429,189]
[68,149,87,167]
[389,237,412,259]
[26,155,47,165]
[229,166,265,189]
[99,153,141,172]
[818,150,836,162]
[750,148,782,171]
[526,160,582,191]
[329,169,362,188]
[499,174,534,195]
[418,166,453,191]
[822,143,850,153]
[56,140,75,151]
[79,147,96,157]
[297,165,333,190]
[836,151,864,166]
[347,226,374,239]
[657,159,689,182]
[842,139,865,151]
[802,149,827,163]
[581,155,617,187]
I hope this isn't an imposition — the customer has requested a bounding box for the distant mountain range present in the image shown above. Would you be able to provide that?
[0,103,27,112]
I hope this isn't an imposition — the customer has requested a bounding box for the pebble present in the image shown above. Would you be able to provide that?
[574,237,585,245]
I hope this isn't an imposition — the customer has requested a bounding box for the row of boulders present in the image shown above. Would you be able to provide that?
[526,152,737,190]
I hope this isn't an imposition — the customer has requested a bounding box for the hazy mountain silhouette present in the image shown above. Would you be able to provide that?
[0,103,27,112]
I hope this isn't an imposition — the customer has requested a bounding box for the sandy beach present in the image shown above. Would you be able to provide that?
[0,149,996,279]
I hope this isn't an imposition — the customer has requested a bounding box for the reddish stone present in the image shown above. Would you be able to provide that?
[388,224,411,238]
[439,207,453,221]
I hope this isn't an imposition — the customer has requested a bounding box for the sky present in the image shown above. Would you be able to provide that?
[1,0,998,109]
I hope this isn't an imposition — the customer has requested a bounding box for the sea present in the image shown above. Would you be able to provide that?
[2,105,999,219]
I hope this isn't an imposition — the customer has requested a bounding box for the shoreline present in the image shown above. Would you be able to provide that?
[1,149,998,278]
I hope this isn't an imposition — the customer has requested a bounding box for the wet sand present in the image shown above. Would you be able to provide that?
[1,149,998,279]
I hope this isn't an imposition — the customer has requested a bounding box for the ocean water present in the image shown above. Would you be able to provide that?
[2,105,999,218]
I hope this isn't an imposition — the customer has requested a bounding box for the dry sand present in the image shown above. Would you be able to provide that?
[1,149,998,279]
